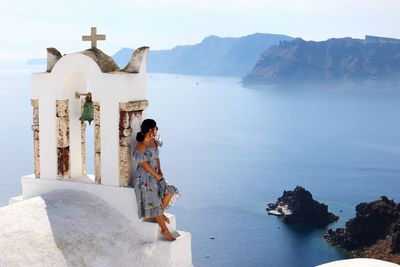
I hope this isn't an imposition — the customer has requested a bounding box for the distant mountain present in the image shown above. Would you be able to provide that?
[113,33,293,77]
[242,36,400,88]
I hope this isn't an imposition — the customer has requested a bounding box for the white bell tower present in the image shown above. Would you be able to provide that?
[9,27,192,267]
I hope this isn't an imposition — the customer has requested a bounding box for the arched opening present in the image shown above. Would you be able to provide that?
[84,119,95,175]
[83,81,95,179]
[78,81,101,184]
[59,71,100,183]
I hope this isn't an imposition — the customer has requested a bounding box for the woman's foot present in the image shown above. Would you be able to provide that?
[162,214,170,224]
[161,229,176,241]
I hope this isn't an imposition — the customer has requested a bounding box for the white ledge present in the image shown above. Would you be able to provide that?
[317,258,400,267]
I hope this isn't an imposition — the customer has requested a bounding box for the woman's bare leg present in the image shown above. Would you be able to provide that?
[155,215,175,241]
[162,193,173,209]
[162,214,170,224]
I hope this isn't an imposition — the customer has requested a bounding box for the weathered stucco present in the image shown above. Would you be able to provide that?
[46,48,62,72]
[31,99,40,178]
[56,100,70,178]
[81,123,86,175]
[119,100,148,112]
[94,102,101,184]
[31,46,148,185]
[119,100,148,187]
[122,47,150,73]
[81,48,119,73]
[80,99,86,175]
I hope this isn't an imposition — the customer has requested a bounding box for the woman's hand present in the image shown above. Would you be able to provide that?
[155,172,164,181]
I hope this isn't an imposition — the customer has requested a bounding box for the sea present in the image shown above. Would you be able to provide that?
[0,67,399,267]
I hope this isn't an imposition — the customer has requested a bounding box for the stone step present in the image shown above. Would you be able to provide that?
[154,230,192,267]
[139,213,177,242]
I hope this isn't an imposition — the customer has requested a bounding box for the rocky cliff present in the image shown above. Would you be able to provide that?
[113,33,293,77]
[324,196,400,264]
[243,36,400,88]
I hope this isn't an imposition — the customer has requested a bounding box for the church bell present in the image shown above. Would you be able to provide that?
[79,92,94,125]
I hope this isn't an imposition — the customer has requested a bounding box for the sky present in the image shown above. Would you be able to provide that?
[0,0,399,62]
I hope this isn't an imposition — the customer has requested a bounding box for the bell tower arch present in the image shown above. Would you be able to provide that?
[30,45,149,187]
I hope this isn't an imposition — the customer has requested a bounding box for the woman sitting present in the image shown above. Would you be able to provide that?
[133,119,179,241]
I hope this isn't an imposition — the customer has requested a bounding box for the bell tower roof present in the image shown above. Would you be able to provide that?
[80,47,120,73]
[44,27,148,74]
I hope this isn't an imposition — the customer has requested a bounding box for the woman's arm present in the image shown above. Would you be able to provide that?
[136,142,163,181]
[139,161,163,181]
[153,139,163,175]
[157,158,162,175]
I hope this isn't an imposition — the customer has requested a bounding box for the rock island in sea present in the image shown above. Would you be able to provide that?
[266,186,339,227]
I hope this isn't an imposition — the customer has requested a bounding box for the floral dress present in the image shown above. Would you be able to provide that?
[133,142,179,219]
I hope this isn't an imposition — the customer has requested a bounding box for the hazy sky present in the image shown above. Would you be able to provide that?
[0,0,399,61]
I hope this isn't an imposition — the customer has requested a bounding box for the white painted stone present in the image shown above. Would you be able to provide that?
[93,102,100,126]
[80,123,86,175]
[8,195,23,205]
[94,125,101,152]
[317,258,400,267]
[81,142,85,175]
[2,190,193,267]
[18,177,185,241]
[34,139,40,177]
[31,51,147,184]
[95,152,101,184]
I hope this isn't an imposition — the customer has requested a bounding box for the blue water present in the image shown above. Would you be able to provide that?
[1,68,400,266]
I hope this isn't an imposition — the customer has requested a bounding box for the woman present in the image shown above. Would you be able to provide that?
[133,119,179,241]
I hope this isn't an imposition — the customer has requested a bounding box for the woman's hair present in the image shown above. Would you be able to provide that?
[136,119,157,142]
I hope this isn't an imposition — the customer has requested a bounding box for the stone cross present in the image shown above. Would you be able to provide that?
[82,27,106,49]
